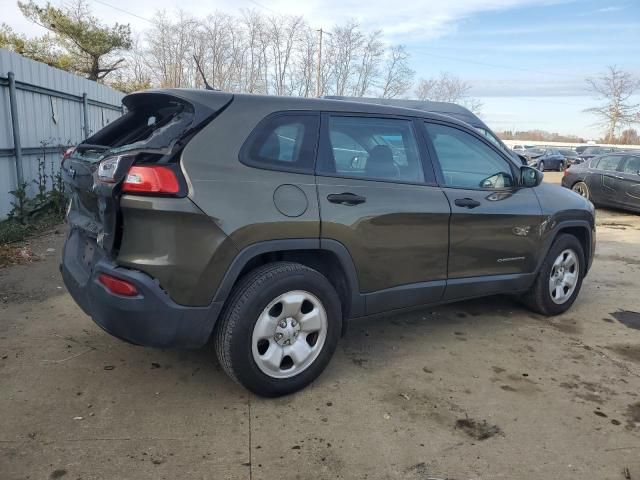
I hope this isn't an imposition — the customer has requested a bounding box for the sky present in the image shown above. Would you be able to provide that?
[5,0,640,139]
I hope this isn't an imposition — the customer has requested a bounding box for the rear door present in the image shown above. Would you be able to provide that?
[591,155,624,205]
[421,121,545,300]
[617,156,640,210]
[316,114,450,313]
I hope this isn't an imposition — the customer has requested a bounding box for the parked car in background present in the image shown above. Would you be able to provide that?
[531,149,567,171]
[562,153,640,213]
[575,145,589,154]
[558,148,581,165]
[512,144,536,152]
[60,89,596,396]
[578,146,616,163]
[522,146,546,162]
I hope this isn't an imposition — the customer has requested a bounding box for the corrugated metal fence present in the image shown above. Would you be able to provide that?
[0,49,124,220]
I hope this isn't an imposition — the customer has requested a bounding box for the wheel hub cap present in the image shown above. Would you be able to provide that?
[251,290,328,379]
[549,249,579,305]
[274,317,300,346]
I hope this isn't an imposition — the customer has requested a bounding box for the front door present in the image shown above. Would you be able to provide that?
[422,121,545,300]
[316,114,450,314]
[617,155,640,210]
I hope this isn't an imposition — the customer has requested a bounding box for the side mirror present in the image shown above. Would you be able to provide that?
[521,165,543,187]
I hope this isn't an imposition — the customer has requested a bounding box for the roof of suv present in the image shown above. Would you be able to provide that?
[133,89,474,130]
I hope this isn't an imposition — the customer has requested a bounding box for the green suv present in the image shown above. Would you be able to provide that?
[61,89,595,396]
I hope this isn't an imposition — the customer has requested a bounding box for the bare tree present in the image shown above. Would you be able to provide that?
[380,45,414,99]
[145,10,197,87]
[267,15,304,95]
[416,72,470,102]
[330,21,364,96]
[586,65,640,142]
[352,30,384,97]
[291,25,317,97]
[241,9,267,93]
[415,72,482,114]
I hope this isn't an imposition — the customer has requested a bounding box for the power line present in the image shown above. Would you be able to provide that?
[89,0,153,23]
[244,0,279,14]
[414,48,570,78]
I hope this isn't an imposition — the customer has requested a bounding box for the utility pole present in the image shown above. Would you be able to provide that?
[316,28,323,98]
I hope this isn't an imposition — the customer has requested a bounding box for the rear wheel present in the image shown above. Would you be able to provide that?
[522,234,585,316]
[558,161,565,171]
[215,262,341,397]
[539,161,545,172]
[572,181,590,200]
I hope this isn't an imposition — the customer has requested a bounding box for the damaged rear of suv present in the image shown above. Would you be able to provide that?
[61,90,234,348]
[62,89,595,397]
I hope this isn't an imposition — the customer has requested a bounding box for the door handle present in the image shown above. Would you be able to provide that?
[327,193,366,205]
[454,198,481,209]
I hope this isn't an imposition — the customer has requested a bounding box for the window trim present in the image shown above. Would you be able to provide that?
[316,112,436,186]
[239,111,320,175]
[420,119,521,191]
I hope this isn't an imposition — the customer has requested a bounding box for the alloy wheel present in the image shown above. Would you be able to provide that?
[548,249,579,304]
[251,290,328,379]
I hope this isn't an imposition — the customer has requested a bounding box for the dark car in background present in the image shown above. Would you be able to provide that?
[531,149,566,171]
[562,153,640,213]
[578,146,616,163]
[558,148,581,165]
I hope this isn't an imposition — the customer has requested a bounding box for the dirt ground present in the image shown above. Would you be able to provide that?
[1,172,639,480]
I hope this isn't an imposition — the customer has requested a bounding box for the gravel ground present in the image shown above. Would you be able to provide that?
[1,172,639,480]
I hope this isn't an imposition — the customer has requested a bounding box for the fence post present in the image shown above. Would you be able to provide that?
[7,71,24,186]
[82,92,89,139]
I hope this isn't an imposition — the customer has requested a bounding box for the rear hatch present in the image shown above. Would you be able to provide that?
[62,90,232,258]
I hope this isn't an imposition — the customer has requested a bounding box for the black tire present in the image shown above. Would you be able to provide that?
[539,161,545,172]
[522,234,585,316]
[558,162,565,171]
[214,262,342,397]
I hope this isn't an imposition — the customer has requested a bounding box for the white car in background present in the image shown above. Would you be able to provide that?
[512,144,536,152]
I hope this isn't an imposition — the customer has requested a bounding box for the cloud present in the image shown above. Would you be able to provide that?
[5,0,569,41]
[597,6,622,13]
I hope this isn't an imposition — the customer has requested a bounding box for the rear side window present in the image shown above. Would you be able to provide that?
[595,155,622,171]
[318,116,424,183]
[241,113,319,173]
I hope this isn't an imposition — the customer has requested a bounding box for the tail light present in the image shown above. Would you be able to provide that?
[122,165,180,194]
[563,168,569,177]
[62,147,75,161]
[98,273,138,296]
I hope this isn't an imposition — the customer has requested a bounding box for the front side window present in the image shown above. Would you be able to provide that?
[596,155,622,172]
[319,116,424,183]
[241,114,319,173]
[622,156,640,174]
[424,122,514,189]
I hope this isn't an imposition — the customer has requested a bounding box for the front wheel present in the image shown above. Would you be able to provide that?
[215,262,342,397]
[539,161,545,172]
[558,162,565,171]
[522,234,585,316]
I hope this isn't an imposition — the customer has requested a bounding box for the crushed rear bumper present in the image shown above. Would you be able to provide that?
[60,229,221,349]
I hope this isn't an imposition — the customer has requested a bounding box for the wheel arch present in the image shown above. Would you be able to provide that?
[212,239,364,334]
[541,221,594,276]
